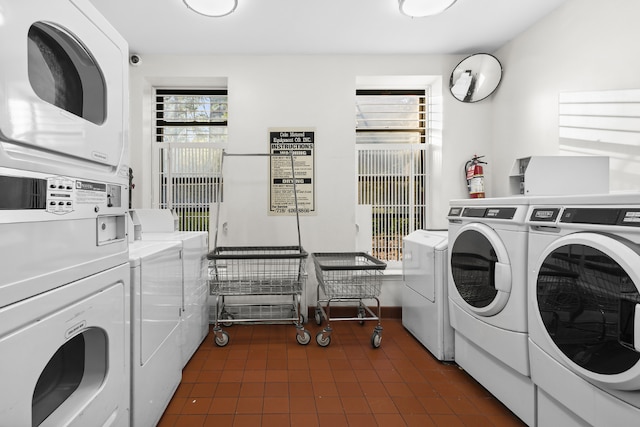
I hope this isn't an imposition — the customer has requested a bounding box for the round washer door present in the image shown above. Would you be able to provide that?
[532,232,640,390]
[450,222,512,316]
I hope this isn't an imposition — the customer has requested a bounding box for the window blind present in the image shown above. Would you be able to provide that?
[356,89,428,262]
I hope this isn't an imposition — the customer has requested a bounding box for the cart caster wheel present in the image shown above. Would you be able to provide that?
[371,330,382,349]
[220,312,234,327]
[316,331,331,347]
[357,308,366,325]
[296,329,311,345]
[215,330,230,347]
[314,308,322,325]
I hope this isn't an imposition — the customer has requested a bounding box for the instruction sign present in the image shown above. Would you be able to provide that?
[269,128,315,216]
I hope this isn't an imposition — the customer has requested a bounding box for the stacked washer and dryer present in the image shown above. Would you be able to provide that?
[0,0,131,425]
[527,193,640,426]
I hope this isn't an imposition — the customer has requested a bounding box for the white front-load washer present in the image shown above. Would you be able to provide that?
[130,209,210,367]
[129,240,184,427]
[0,263,130,427]
[447,197,533,425]
[0,1,131,425]
[402,230,454,361]
[527,192,640,426]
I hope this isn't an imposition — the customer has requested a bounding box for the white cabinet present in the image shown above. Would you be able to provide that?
[509,156,609,196]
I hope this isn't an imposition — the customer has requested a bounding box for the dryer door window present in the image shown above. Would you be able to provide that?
[450,223,512,316]
[28,22,106,125]
[32,330,106,426]
[451,229,498,307]
[537,243,640,375]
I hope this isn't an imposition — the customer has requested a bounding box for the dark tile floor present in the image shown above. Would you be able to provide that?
[157,319,526,427]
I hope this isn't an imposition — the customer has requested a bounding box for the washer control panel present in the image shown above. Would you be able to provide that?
[0,168,126,223]
[46,176,76,214]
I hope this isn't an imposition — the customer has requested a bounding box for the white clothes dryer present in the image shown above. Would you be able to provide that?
[0,0,130,307]
[402,230,454,361]
[527,193,640,426]
[129,240,183,427]
[0,0,129,181]
[131,209,210,367]
[447,197,534,425]
[0,2,131,425]
[0,263,130,427]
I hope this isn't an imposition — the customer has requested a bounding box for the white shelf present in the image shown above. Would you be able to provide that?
[509,156,609,196]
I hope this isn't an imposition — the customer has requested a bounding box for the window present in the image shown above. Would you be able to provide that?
[356,89,428,264]
[154,89,227,231]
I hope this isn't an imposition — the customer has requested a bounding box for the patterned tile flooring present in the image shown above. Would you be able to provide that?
[157,319,526,427]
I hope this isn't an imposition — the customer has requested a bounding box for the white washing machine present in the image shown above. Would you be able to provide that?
[527,193,640,426]
[0,1,131,425]
[402,230,454,361]
[129,240,184,427]
[447,197,534,425]
[130,209,210,367]
[0,264,130,426]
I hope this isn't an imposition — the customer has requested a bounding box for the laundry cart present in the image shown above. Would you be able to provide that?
[208,152,311,347]
[313,252,387,348]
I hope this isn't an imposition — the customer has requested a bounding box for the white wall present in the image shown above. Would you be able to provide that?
[491,0,640,196]
[131,55,491,306]
[129,55,493,222]
[129,54,493,307]
[130,0,640,307]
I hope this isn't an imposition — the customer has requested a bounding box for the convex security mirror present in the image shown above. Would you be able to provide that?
[449,53,503,103]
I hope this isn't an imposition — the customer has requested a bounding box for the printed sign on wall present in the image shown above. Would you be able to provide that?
[269,128,315,216]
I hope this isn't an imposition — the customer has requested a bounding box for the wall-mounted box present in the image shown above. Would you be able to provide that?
[509,156,609,196]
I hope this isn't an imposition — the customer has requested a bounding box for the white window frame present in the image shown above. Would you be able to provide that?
[153,88,227,231]
[355,88,430,268]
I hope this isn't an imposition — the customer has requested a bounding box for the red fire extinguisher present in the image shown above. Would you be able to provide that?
[465,155,486,198]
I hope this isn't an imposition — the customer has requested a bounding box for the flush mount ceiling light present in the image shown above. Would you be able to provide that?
[398,0,457,17]
[183,0,237,17]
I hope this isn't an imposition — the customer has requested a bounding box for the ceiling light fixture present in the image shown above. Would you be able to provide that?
[398,0,457,18]
[183,0,237,17]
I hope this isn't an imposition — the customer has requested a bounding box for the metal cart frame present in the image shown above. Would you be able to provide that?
[208,151,311,347]
[312,252,387,348]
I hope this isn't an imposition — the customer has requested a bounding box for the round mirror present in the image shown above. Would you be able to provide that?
[449,53,503,103]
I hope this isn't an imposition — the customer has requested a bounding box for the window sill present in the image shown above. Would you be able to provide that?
[383,268,402,277]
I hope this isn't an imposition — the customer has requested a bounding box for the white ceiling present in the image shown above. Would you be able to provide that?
[88,0,568,56]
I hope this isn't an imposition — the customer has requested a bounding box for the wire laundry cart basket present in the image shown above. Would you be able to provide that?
[207,151,311,347]
[312,252,386,348]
